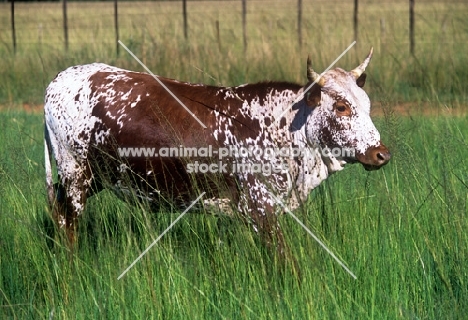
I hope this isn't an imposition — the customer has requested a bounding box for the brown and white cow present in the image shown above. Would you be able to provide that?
[44,48,390,248]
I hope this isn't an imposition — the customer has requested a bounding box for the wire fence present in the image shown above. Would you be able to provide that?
[3,0,425,55]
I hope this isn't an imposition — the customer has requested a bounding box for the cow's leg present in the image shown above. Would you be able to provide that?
[50,163,91,245]
[237,176,293,265]
[244,206,301,277]
[44,119,93,245]
[237,174,301,276]
[64,174,89,244]
[254,212,304,279]
[247,208,286,255]
[50,181,80,244]
[50,181,67,234]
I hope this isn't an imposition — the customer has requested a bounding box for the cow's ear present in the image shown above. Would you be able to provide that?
[305,83,322,107]
[356,73,367,88]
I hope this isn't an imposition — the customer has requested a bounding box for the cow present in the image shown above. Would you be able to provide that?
[44,48,390,252]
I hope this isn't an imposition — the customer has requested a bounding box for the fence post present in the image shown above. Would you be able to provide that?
[114,0,119,56]
[63,0,69,51]
[11,0,16,54]
[242,0,247,52]
[353,0,358,42]
[183,0,188,39]
[215,20,221,52]
[297,0,302,48]
[380,18,386,53]
[409,0,415,55]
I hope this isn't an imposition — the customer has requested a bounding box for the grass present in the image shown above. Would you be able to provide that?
[1,109,468,318]
[0,0,467,318]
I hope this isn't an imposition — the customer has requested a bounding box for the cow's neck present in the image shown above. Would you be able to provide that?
[286,102,346,207]
[227,85,345,207]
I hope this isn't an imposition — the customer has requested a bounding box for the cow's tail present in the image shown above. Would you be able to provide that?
[44,122,55,208]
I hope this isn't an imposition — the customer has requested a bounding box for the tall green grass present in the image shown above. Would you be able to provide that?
[0,0,467,105]
[1,108,467,318]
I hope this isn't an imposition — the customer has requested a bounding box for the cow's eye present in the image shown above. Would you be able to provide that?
[336,105,346,112]
[334,102,351,116]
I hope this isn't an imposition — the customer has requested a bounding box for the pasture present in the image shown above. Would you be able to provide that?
[1,0,467,318]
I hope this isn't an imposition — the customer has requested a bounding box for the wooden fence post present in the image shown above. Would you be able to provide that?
[114,0,119,56]
[409,0,415,55]
[11,0,16,54]
[183,0,188,39]
[353,0,358,42]
[380,18,386,53]
[215,20,221,52]
[242,0,247,52]
[63,0,69,51]
[297,0,302,48]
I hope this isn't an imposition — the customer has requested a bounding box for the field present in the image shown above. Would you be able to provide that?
[1,0,468,318]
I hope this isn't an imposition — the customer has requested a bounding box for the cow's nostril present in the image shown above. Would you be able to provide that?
[376,151,391,164]
[358,143,391,169]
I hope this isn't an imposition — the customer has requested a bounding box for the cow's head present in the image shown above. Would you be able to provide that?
[303,48,391,171]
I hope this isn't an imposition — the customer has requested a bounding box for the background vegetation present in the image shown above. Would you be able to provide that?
[0,0,467,318]
[0,0,467,106]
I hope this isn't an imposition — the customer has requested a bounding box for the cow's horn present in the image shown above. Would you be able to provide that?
[307,56,325,87]
[350,47,374,78]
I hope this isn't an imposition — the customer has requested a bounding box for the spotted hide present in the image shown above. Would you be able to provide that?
[44,48,390,249]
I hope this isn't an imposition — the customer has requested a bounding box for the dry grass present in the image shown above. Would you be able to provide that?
[0,0,467,106]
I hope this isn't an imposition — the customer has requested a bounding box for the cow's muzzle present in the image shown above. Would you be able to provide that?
[356,143,391,171]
